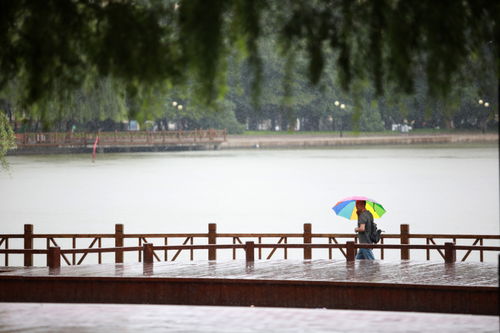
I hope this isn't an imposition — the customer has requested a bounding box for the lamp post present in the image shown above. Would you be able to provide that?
[172,101,183,130]
[478,99,490,133]
[177,104,183,130]
[170,101,177,130]
[335,101,346,137]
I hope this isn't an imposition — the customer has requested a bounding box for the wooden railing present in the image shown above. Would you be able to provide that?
[3,242,500,270]
[14,129,227,147]
[0,224,499,267]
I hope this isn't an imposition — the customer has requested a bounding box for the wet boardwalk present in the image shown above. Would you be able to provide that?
[1,260,498,315]
[0,303,498,333]
[0,259,497,287]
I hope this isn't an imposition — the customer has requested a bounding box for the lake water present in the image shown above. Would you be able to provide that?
[1,144,499,263]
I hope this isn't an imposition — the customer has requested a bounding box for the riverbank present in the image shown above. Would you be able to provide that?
[6,132,498,155]
[220,133,499,149]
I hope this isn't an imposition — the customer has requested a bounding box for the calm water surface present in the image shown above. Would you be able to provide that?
[1,145,498,262]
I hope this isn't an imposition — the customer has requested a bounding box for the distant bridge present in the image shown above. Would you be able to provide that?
[10,129,227,154]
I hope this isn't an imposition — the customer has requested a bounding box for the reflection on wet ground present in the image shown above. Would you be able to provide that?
[0,303,497,333]
[1,259,497,287]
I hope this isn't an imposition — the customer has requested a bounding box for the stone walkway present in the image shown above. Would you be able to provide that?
[0,303,497,333]
[221,133,499,149]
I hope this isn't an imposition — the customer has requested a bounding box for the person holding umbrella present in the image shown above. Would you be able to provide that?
[354,200,375,260]
[333,196,386,260]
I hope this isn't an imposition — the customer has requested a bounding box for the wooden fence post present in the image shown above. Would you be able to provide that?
[304,223,312,260]
[245,241,255,262]
[445,242,456,263]
[346,241,356,261]
[24,224,33,267]
[115,224,124,263]
[143,243,154,264]
[400,224,410,260]
[208,223,217,260]
[47,247,61,269]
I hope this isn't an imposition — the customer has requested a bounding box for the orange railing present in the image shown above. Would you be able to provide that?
[1,224,499,267]
[14,129,227,147]
[2,242,500,269]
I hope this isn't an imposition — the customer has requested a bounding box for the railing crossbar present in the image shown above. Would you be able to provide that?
[77,237,98,265]
[1,243,499,259]
[428,238,445,259]
[2,244,500,254]
[0,249,49,254]
[330,237,347,259]
[171,237,193,261]
[461,238,480,262]
[3,233,500,240]
[266,237,285,260]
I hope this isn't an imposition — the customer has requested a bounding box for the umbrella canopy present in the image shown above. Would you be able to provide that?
[332,196,386,220]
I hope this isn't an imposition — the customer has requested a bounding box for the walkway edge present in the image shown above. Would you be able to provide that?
[0,275,497,315]
[221,134,499,149]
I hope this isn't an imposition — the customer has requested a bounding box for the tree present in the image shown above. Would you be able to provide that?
[0,0,498,166]
[1,0,496,106]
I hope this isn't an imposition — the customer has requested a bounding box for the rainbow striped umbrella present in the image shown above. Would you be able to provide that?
[332,196,386,220]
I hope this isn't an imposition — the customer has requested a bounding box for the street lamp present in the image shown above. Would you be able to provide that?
[335,101,347,137]
[479,99,490,107]
[171,101,183,130]
[478,99,490,133]
[175,103,183,130]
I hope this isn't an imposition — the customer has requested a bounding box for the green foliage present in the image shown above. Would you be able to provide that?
[359,101,385,132]
[1,0,497,107]
[0,0,182,105]
[0,0,497,141]
[0,112,15,170]
[7,77,129,131]
[191,100,245,134]
[278,0,497,99]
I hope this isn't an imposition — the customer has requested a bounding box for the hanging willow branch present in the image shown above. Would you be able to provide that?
[0,0,497,107]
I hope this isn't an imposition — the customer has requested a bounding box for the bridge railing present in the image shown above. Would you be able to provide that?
[2,242,500,270]
[14,129,227,147]
[0,224,499,267]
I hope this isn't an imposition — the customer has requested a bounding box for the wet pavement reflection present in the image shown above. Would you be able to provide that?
[0,302,497,333]
[1,259,497,287]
